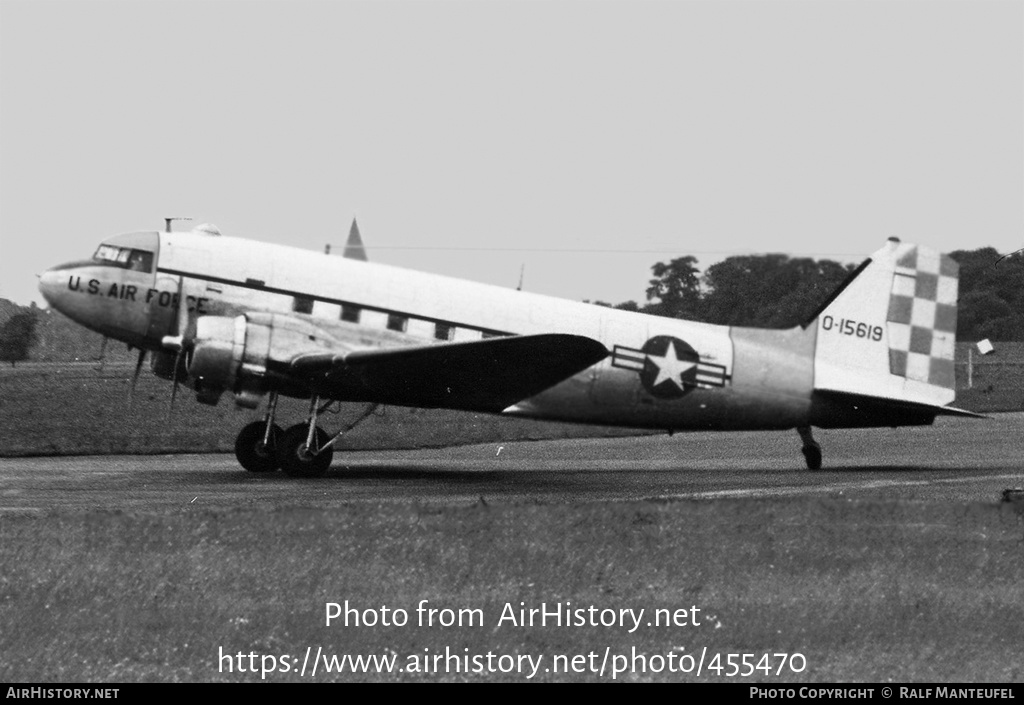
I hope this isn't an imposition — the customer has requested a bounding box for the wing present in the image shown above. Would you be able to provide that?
[289,333,609,412]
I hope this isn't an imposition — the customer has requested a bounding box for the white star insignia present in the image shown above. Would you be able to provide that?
[647,344,697,389]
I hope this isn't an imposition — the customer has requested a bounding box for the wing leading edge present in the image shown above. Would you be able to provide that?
[290,333,609,413]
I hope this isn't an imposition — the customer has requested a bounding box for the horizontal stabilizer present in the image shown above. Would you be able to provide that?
[809,389,985,429]
[291,334,609,412]
[932,405,987,419]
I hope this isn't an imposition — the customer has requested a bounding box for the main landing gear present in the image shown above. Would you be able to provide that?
[234,392,281,474]
[232,392,379,478]
[797,426,822,471]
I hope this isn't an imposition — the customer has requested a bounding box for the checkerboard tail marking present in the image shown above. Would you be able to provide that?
[886,246,958,389]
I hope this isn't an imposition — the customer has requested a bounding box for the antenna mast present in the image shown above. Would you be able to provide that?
[164,217,193,233]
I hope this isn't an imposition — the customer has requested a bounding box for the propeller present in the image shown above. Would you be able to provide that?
[165,276,191,418]
[127,347,147,413]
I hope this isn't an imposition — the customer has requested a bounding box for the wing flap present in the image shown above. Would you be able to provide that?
[291,333,608,412]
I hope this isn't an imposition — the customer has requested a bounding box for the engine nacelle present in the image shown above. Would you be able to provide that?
[188,316,246,395]
[185,313,337,407]
[150,350,188,382]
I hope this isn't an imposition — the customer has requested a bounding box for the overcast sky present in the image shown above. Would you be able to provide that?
[1,0,1021,308]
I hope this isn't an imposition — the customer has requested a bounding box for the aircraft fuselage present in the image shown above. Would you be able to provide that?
[39,229,818,431]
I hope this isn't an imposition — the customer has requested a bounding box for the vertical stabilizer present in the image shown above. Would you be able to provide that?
[812,238,958,407]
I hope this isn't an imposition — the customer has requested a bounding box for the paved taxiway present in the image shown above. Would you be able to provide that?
[1,413,1021,512]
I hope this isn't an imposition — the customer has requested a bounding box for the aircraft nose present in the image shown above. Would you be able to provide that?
[38,267,65,308]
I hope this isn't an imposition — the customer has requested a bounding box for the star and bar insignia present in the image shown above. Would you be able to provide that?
[612,335,730,399]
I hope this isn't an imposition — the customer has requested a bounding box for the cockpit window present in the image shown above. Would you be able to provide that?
[126,250,153,272]
[93,245,153,273]
[94,245,130,264]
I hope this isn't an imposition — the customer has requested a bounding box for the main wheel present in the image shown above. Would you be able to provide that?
[277,424,333,478]
[802,445,823,471]
[234,421,282,473]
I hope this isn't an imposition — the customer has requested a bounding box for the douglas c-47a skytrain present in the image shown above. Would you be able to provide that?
[38,221,977,476]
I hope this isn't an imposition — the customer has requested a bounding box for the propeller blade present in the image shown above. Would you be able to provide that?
[95,336,108,371]
[167,276,190,419]
[174,276,189,337]
[127,348,146,412]
[168,349,182,419]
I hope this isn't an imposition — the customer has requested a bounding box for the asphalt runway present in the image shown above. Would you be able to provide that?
[2,413,1022,513]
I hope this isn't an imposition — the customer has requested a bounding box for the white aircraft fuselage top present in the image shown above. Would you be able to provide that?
[38,228,960,432]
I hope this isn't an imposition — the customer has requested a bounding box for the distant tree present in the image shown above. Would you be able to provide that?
[950,248,1024,341]
[644,255,702,319]
[701,255,854,327]
[951,247,1004,296]
[0,312,39,366]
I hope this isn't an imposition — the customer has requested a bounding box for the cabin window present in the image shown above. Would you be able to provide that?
[340,304,361,323]
[434,322,454,341]
[387,314,408,332]
[292,296,314,314]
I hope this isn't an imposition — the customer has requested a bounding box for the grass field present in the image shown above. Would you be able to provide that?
[3,361,1024,682]
[1,498,1021,682]
[954,342,1024,413]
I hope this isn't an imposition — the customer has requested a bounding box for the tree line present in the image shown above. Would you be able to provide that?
[0,309,38,365]
[591,246,1024,341]
[0,304,135,366]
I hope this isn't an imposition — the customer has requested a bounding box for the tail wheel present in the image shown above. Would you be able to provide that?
[278,424,333,478]
[234,421,282,473]
[802,445,823,471]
